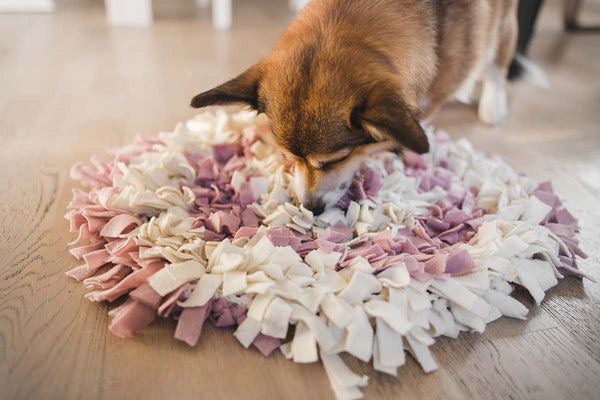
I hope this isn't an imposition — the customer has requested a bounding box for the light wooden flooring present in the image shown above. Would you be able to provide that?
[1,1,599,399]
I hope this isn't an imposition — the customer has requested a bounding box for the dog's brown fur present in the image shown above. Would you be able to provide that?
[191,0,518,212]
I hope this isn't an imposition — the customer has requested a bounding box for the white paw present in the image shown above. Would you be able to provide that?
[478,78,507,126]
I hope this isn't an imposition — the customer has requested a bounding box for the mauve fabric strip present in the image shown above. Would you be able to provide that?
[174,302,213,347]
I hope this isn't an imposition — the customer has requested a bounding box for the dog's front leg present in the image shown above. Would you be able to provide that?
[478,65,508,126]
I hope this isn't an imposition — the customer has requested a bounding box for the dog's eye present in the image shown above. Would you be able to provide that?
[255,100,267,114]
[320,153,350,169]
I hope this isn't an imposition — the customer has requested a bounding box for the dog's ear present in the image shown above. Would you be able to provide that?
[352,83,429,154]
[191,62,263,110]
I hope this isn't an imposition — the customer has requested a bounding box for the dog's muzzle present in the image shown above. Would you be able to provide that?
[303,198,325,215]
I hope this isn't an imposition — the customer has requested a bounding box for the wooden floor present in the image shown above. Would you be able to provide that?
[1,1,599,399]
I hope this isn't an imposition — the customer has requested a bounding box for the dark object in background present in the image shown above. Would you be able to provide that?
[508,0,600,79]
[508,0,544,79]
[515,0,545,54]
[564,0,600,32]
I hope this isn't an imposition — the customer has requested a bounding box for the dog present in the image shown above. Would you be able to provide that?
[190,0,518,213]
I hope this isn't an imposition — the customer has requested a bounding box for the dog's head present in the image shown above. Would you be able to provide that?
[191,53,429,213]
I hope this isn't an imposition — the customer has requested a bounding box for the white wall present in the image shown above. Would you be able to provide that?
[0,0,55,12]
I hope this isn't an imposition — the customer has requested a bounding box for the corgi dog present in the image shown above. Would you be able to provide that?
[190,0,518,213]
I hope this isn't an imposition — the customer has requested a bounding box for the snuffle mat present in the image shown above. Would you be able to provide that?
[66,109,589,400]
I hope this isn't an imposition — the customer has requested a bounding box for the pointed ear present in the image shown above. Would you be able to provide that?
[352,83,429,154]
[191,62,264,110]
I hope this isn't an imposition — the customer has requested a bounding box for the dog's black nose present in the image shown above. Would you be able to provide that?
[304,199,325,215]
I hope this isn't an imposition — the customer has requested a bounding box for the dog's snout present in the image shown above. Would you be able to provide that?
[304,199,325,215]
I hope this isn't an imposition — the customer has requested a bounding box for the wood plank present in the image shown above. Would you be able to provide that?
[436,327,600,400]
[0,168,108,400]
